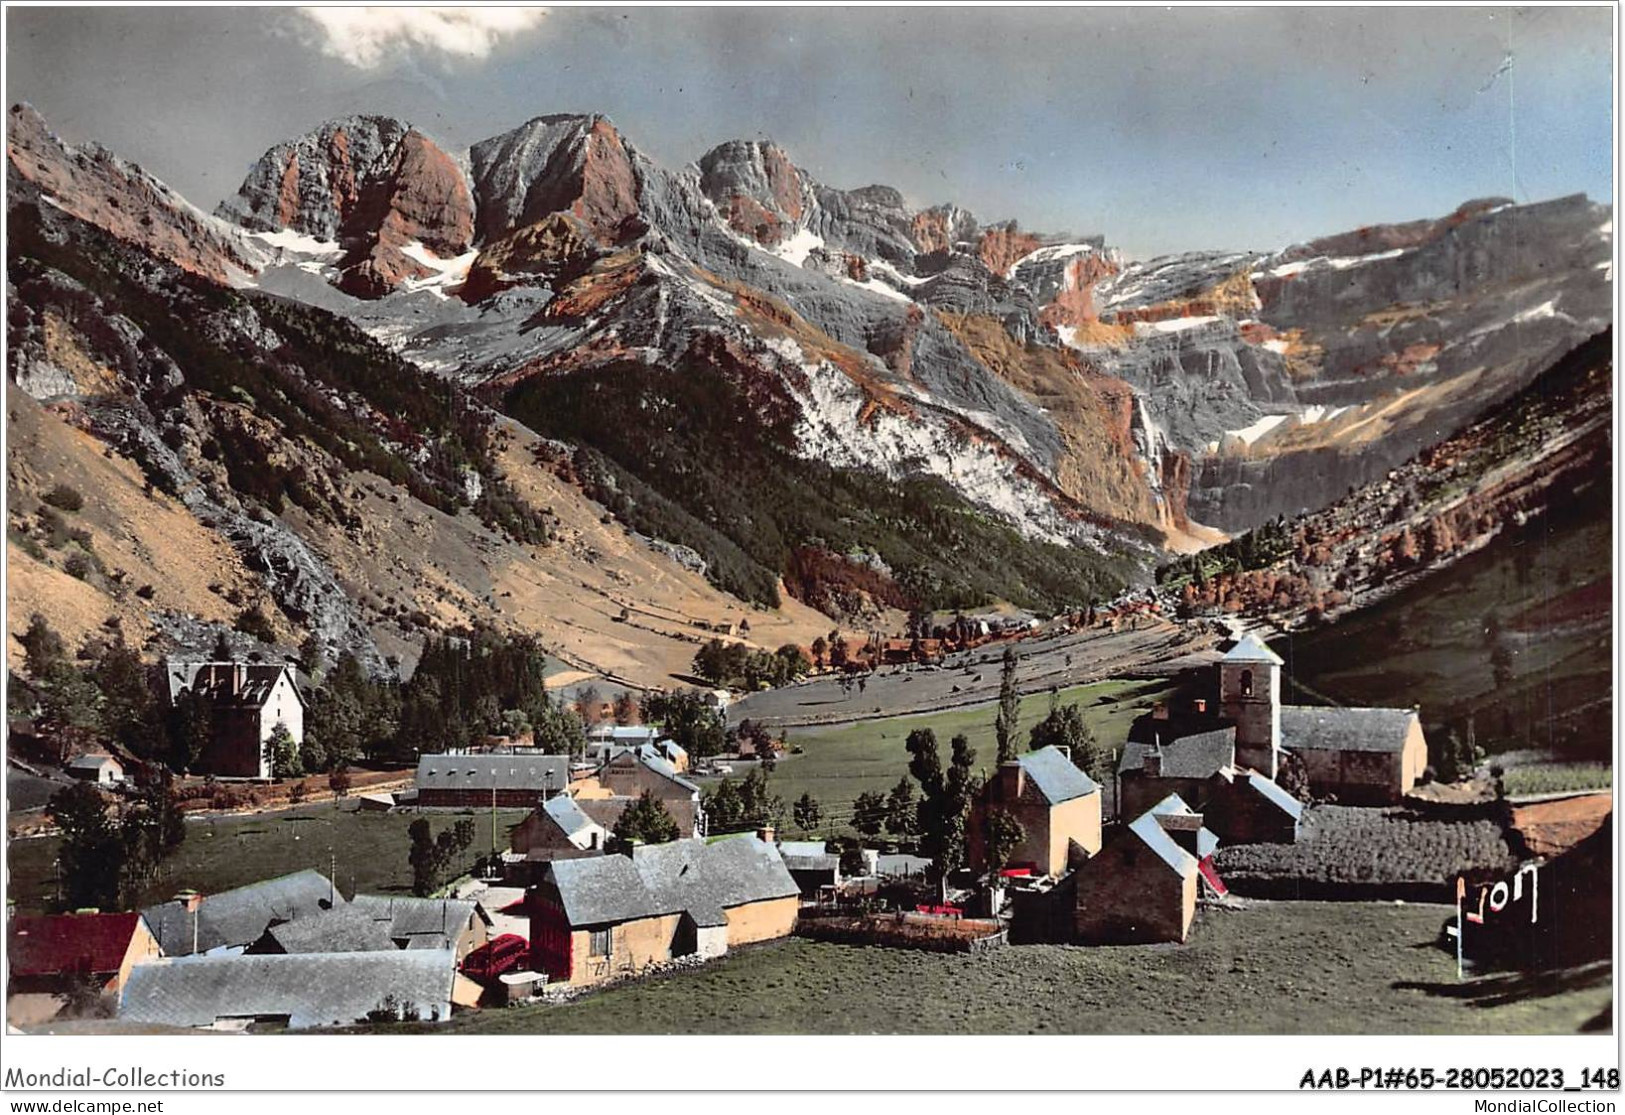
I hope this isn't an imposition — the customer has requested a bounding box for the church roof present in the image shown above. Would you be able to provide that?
[1222,634,1284,665]
[1119,726,1236,778]
[1280,706,1418,753]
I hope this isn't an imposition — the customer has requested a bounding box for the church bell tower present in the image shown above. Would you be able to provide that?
[1218,634,1283,778]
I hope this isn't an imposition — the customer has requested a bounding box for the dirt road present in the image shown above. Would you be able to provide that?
[728,619,1222,729]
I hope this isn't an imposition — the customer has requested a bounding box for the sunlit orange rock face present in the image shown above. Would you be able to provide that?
[976,225,1042,277]
[216,116,476,296]
[336,130,477,297]
[1038,253,1121,330]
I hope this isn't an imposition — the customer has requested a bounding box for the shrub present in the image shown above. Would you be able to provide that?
[41,484,84,512]
[63,551,93,581]
[233,606,278,644]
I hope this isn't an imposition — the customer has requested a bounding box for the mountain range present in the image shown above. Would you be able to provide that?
[5,102,1612,684]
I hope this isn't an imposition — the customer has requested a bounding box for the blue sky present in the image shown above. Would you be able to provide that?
[5,5,1614,258]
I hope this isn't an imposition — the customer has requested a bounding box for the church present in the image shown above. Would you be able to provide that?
[1118,634,1429,827]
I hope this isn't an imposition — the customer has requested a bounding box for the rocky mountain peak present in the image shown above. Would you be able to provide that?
[696,138,811,247]
[469,112,641,247]
[214,115,474,298]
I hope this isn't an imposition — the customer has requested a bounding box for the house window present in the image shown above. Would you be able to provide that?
[1239,669,1253,697]
[590,927,613,957]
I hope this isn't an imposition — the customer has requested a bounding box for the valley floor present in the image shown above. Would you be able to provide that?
[417,901,1610,1037]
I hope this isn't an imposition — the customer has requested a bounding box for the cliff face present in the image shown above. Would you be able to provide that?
[216,115,475,297]
[7,104,260,285]
[11,100,1614,611]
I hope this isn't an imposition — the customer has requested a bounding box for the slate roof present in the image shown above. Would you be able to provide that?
[634,837,799,925]
[118,949,457,1029]
[1279,706,1418,753]
[1016,746,1100,804]
[261,907,397,955]
[67,754,120,772]
[1223,634,1284,665]
[543,855,660,926]
[625,750,701,795]
[782,854,840,875]
[542,837,798,928]
[165,661,303,711]
[8,913,147,977]
[1119,726,1237,778]
[607,741,690,768]
[1246,772,1305,821]
[415,754,570,794]
[543,794,600,840]
[1125,795,1202,878]
[142,871,341,956]
[346,895,486,949]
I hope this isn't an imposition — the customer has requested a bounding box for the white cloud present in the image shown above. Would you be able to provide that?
[296,7,549,70]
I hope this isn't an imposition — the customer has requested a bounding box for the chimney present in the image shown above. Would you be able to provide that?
[1143,745,1162,778]
[178,890,204,914]
[1152,702,1170,721]
[999,762,1024,801]
[232,662,246,695]
[1192,698,1207,716]
[1156,811,1204,856]
[756,825,776,845]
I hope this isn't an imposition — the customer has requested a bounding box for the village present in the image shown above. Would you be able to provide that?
[5,601,1611,1035]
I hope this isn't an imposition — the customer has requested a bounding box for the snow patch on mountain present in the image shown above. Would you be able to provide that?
[397,240,479,298]
[772,227,825,267]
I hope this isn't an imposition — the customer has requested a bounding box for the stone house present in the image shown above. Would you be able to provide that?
[508,794,612,862]
[414,753,570,809]
[1069,794,1217,945]
[1117,726,1237,823]
[968,746,1102,877]
[165,660,305,780]
[527,835,798,987]
[1118,727,1302,844]
[569,749,704,837]
[1280,707,1428,804]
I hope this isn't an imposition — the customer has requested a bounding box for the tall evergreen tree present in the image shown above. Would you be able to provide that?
[994,647,1020,765]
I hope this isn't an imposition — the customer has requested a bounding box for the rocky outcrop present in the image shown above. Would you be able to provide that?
[698,139,809,247]
[976,223,1042,278]
[469,114,642,247]
[216,115,475,298]
[7,103,259,284]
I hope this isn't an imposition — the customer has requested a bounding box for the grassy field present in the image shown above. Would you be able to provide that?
[1277,486,1611,758]
[723,678,1170,835]
[6,805,530,913]
[426,900,1609,1035]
